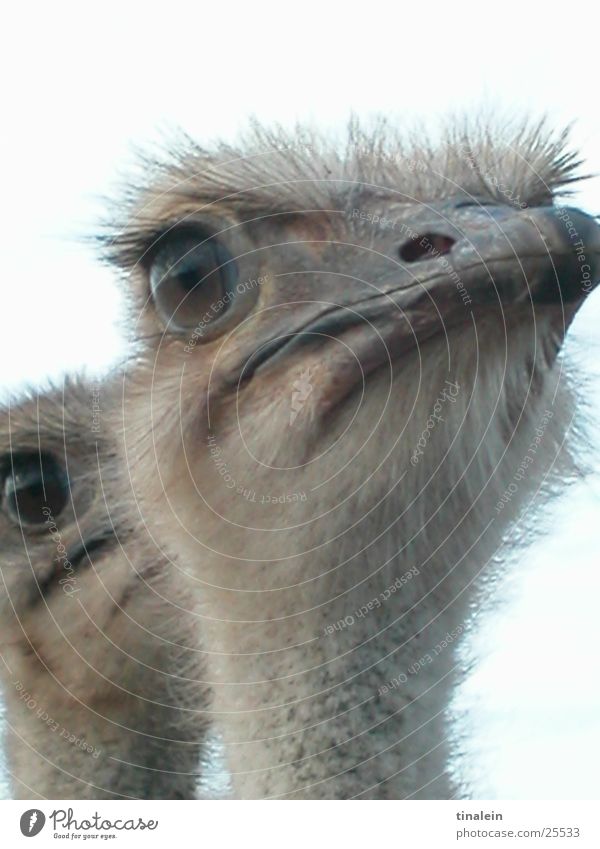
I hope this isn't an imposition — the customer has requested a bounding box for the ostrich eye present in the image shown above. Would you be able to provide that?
[1,452,70,526]
[149,230,239,335]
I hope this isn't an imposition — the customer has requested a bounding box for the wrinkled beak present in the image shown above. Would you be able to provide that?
[435,204,600,305]
[239,202,600,384]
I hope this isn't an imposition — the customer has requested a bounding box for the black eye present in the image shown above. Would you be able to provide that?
[149,230,239,335]
[1,452,70,527]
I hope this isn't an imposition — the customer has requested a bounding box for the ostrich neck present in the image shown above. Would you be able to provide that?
[200,506,481,800]
[182,366,516,799]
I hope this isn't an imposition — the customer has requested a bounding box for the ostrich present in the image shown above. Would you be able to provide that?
[0,381,210,798]
[109,119,597,798]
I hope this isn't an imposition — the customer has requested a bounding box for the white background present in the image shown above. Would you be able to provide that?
[0,0,599,799]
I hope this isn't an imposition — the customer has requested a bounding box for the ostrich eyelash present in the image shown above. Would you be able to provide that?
[97,221,183,271]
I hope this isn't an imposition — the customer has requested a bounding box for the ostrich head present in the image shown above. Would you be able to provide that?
[106,119,600,563]
[0,382,210,799]
[0,383,119,626]
[104,119,600,798]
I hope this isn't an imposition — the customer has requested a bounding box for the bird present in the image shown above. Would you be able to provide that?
[100,116,600,799]
[0,380,211,798]
[4,116,596,801]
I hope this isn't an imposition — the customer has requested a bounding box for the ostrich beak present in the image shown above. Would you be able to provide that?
[237,203,600,388]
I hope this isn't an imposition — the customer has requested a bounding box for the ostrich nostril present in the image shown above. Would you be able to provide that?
[400,233,456,263]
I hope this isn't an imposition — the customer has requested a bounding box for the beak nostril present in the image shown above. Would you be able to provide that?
[399,233,456,263]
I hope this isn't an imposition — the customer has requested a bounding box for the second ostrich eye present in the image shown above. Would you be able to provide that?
[1,452,70,527]
[149,231,239,335]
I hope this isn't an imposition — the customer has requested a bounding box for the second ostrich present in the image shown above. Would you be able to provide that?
[105,118,600,799]
[0,382,210,798]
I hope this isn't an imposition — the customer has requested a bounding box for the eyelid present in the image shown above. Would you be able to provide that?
[103,222,207,272]
[103,210,241,274]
